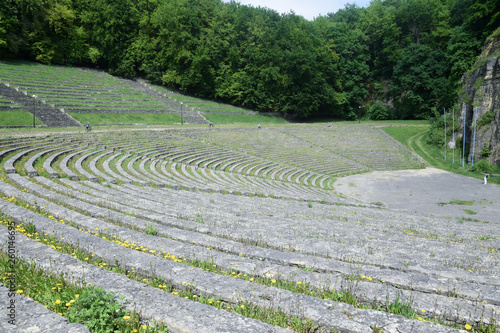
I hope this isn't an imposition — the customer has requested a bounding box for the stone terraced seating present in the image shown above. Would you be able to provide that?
[0,130,497,332]
[102,153,133,184]
[3,175,498,332]
[0,216,289,333]
[25,145,70,177]
[74,149,104,182]
[137,158,165,187]
[88,150,116,184]
[126,156,153,186]
[114,154,136,184]
[3,144,57,174]
[42,146,80,178]
[59,148,91,181]
[0,196,460,332]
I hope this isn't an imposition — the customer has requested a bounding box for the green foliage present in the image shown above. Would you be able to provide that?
[447,26,482,82]
[367,101,390,120]
[480,144,490,158]
[384,124,500,185]
[390,44,454,119]
[471,158,494,173]
[316,11,369,119]
[145,224,158,236]
[477,110,495,128]
[426,112,459,147]
[385,292,416,318]
[66,287,129,332]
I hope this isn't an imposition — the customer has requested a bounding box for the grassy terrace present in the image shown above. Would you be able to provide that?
[0,123,498,332]
[0,61,168,113]
[140,79,259,114]
[0,93,42,126]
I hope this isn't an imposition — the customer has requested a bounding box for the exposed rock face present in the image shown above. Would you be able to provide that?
[459,36,500,166]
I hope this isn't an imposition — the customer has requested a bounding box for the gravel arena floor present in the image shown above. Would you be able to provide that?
[334,168,500,223]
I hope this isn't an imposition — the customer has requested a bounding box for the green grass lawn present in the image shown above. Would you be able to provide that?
[0,111,42,126]
[203,113,287,125]
[68,113,181,125]
[383,125,500,184]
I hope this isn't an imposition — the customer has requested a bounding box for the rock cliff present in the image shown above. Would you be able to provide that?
[459,35,500,166]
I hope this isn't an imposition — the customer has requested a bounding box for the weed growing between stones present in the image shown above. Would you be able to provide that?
[438,199,475,206]
[385,292,416,318]
[145,224,158,236]
[0,249,166,333]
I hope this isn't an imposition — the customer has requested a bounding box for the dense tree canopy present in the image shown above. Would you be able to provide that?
[0,0,496,119]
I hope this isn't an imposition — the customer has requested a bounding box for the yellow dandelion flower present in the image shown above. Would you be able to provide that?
[271,279,276,283]
[55,299,61,305]
[465,324,472,330]
[123,315,131,320]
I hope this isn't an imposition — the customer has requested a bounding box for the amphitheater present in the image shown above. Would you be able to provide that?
[0,62,499,333]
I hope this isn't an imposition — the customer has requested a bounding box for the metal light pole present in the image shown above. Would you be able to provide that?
[471,107,477,169]
[32,95,37,128]
[444,107,446,160]
[180,102,183,125]
[358,105,361,124]
[462,104,466,167]
[452,108,455,164]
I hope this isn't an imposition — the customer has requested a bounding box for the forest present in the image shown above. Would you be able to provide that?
[0,0,498,120]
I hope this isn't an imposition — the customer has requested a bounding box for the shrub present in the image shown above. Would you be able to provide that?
[367,102,390,120]
[66,286,129,332]
[480,144,490,158]
[477,110,495,128]
[471,159,493,173]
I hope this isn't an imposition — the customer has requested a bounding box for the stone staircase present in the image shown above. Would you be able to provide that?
[0,83,81,127]
[120,78,209,125]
